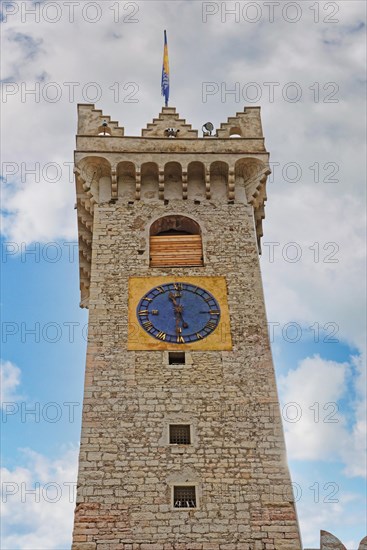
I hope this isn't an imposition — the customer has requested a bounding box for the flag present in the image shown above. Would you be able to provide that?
[161,30,170,107]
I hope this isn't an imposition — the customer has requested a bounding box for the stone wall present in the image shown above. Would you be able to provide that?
[72,105,302,549]
[72,200,302,549]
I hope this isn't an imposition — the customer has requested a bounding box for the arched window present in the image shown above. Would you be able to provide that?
[97,125,112,136]
[117,161,136,200]
[141,162,159,201]
[187,161,205,200]
[164,162,182,200]
[210,161,228,200]
[78,156,112,202]
[229,126,242,138]
[150,215,203,267]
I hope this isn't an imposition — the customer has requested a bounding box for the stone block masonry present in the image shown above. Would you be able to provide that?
[72,105,302,549]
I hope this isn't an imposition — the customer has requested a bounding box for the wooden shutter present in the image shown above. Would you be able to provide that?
[150,235,203,267]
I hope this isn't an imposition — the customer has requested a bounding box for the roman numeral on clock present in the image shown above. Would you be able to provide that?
[142,321,154,331]
[205,321,217,330]
[156,331,166,340]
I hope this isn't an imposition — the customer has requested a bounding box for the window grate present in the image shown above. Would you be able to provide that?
[169,352,185,365]
[170,425,191,445]
[173,486,196,508]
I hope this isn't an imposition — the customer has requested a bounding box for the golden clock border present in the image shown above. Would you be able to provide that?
[128,276,232,351]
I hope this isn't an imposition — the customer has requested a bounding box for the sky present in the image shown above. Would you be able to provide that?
[0,0,366,548]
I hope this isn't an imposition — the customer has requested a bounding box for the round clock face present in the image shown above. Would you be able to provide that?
[137,282,221,344]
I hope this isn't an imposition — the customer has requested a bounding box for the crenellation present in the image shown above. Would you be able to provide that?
[142,107,198,139]
[77,104,125,137]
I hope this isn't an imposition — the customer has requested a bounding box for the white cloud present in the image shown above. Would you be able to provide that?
[262,186,367,355]
[279,355,349,459]
[0,361,79,548]
[279,354,367,478]
[0,360,22,405]
[0,447,78,550]
[341,354,367,478]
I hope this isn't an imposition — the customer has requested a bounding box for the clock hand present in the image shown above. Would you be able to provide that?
[170,292,189,330]
[175,293,190,329]
[174,305,189,329]
[175,315,181,335]
[169,293,182,334]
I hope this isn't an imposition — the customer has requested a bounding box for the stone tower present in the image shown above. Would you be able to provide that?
[72,104,302,549]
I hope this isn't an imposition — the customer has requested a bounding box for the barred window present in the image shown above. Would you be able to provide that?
[169,425,191,445]
[173,486,196,508]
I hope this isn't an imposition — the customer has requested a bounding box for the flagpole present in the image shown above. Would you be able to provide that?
[161,30,170,107]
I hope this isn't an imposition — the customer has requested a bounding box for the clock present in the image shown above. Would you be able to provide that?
[128,276,232,350]
[137,282,221,344]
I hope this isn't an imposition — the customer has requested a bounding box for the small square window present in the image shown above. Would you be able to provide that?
[173,486,196,508]
[170,424,191,445]
[169,352,185,365]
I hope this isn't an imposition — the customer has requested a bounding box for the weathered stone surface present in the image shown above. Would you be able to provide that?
[312,533,367,550]
[72,105,302,549]
[320,531,347,550]
[142,107,198,138]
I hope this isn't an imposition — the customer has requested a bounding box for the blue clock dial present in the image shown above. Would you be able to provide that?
[137,282,221,343]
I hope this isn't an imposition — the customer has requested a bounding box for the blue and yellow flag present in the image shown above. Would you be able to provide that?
[161,30,170,107]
